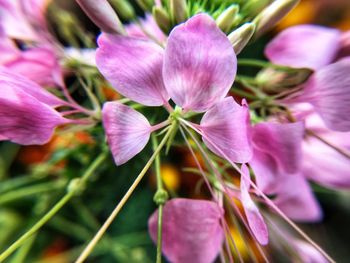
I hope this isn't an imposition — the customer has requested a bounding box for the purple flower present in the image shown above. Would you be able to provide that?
[0,68,70,145]
[148,198,224,263]
[97,14,252,165]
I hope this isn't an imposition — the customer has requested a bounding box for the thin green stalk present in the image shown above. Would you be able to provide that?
[237,59,291,71]
[75,124,175,263]
[152,135,168,263]
[0,151,108,262]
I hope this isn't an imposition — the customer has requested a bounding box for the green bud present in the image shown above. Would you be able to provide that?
[153,6,172,34]
[76,0,125,34]
[216,4,239,33]
[228,22,255,54]
[253,0,300,38]
[109,0,135,20]
[170,0,188,24]
[136,0,154,12]
[153,189,169,205]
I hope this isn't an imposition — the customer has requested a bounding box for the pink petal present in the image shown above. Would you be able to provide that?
[250,122,304,192]
[0,0,38,41]
[163,14,237,112]
[0,31,19,64]
[300,59,350,131]
[200,97,252,163]
[4,47,63,87]
[102,102,152,165]
[96,34,169,106]
[274,175,322,222]
[302,132,350,189]
[265,25,341,70]
[0,85,67,145]
[240,164,269,245]
[0,68,66,107]
[148,198,224,263]
[337,30,350,59]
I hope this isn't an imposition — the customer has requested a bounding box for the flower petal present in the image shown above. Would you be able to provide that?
[163,13,237,112]
[300,59,350,131]
[0,85,67,145]
[265,25,341,70]
[0,68,66,107]
[250,122,304,193]
[102,102,152,165]
[148,198,224,263]
[274,175,322,222]
[4,47,63,87]
[294,240,328,263]
[240,164,269,245]
[96,34,169,106]
[302,131,350,189]
[0,0,38,41]
[200,97,252,163]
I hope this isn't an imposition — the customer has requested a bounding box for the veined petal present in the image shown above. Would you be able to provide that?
[250,122,304,192]
[0,68,66,107]
[0,85,67,145]
[96,34,169,106]
[200,97,252,163]
[265,25,341,70]
[301,59,350,131]
[240,164,269,245]
[274,175,322,222]
[163,13,237,112]
[148,198,224,263]
[102,102,152,165]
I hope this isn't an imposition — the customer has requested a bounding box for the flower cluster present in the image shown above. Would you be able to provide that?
[0,0,349,262]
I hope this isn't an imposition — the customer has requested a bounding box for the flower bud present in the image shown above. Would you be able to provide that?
[242,0,271,17]
[153,6,171,34]
[228,23,255,54]
[76,0,125,34]
[170,0,188,24]
[109,0,135,20]
[253,0,300,38]
[256,67,312,93]
[216,4,239,33]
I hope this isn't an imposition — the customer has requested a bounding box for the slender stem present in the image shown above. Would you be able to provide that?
[237,59,291,71]
[0,151,108,262]
[75,125,175,263]
[152,134,167,263]
[306,129,350,160]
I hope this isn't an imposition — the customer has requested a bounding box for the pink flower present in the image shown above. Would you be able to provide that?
[97,14,252,165]
[0,68,70,145]
[148,198,224,263]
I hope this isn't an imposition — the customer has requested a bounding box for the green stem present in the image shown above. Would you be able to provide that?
[237,59,291,70]
[152,135,168,263]
[75,124,175,263]
[0,151,108,262]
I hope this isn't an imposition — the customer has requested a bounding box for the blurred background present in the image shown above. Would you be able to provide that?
[1,0,350,262]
